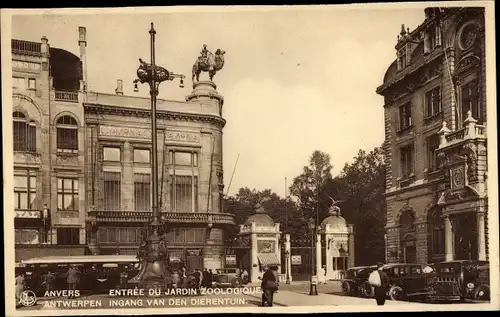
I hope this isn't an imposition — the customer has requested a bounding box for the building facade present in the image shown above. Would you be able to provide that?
[11,27,236,270]
[376,7,487,264]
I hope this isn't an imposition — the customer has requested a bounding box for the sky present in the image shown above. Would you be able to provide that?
[10,6,426,197]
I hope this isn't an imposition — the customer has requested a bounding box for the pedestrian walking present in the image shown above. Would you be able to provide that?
[368,262,389,306]
[241,269,249,284]
[208,269,214,287]
[44,271,55,293]
[15,272,25,305]
[260,266,279,307]
[66,265,80,298]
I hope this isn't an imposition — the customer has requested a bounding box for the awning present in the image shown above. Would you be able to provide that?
[257,254,280,266]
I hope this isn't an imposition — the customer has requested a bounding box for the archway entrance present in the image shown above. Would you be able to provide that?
[402,235,417,263]
[454,213,478,260]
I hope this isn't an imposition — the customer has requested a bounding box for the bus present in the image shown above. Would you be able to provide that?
[20,255,140,296]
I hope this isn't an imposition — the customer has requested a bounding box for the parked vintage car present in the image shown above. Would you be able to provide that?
[340,265,377,297]
[427,260,490,302]
[380,263,429,301]
[212,268,243,288]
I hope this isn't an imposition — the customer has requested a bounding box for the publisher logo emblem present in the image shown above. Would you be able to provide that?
[19,290,37,307]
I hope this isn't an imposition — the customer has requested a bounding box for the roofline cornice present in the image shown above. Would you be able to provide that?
[83,103,226,129]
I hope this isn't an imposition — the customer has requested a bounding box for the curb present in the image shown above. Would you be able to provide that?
[245,293,288,307]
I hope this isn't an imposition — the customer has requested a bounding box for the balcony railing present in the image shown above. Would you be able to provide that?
[55,90,79,103]
[93,211,235,225]
[12,40,42,57]
[438,111,486,149]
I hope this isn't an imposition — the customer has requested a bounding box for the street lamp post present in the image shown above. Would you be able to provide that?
[308,218,318,295]
[130,22,185,291]
[285,250,291,284]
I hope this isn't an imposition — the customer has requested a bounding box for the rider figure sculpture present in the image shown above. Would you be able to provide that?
[199,44,210,61]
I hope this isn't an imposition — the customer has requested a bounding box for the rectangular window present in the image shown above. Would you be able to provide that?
[398,47,407,69]
[170,175,198,213]
[427,135,440,172]
[398,102,412,131]
[170,151,198,167]
[103,147,121,162]
[103,172,121,210]
[460,80,481,124]
[56,228,80,245]
[134,149,150,163]
[400,144,414,179]
[13,77,25,89]
[57,178,79,211]
[15,229,39,245]
[428,27,436,51]
[14,169,37,210]
[28,78,36,90]
[425,86,442,118]
[134,173,151,212]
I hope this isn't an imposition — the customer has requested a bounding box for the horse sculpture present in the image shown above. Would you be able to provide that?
[192,48,226,82]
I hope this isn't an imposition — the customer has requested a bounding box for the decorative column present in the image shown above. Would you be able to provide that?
[250,223,259,283]
[325,233,333,279]
[444,215,454,261]
[348,225,355,268]
[285,234,292,283]
[477,212,487,261]
[275,224,281,274]
[315,233,322,277]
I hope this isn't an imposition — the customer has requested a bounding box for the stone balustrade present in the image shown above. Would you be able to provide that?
[94,210,235,225]
[438,110,486,149]
[55,90,79,103]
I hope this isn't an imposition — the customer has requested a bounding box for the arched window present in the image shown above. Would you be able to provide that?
[13,111,36,152]
[428,207,445,262]
[400,209,415,233]
[56,115,78,153]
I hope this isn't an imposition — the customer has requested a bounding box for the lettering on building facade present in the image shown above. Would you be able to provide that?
[12,60,41,72]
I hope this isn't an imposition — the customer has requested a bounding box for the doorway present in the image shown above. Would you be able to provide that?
[186,256,203,271]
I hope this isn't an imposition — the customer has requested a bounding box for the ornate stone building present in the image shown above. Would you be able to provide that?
[376,7,487,264]
[12,26,236,270]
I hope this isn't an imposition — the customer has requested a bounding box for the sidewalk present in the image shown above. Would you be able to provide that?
[246,290,464,307]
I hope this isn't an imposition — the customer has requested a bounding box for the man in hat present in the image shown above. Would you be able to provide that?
[371,262,390,306]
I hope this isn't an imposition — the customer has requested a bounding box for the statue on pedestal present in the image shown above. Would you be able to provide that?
[192,45,226,82]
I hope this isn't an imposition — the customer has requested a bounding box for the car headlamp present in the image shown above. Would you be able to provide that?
[467,283,474,289]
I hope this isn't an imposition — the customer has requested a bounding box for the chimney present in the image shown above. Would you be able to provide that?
[115,79,124,95]
[40,36,50,72]
[78,26,88,92]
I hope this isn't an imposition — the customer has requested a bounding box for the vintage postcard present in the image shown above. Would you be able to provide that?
[1,2,498,315]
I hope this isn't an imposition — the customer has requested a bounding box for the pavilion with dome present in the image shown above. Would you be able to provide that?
[238,202,282,283]
[318,203,356,280]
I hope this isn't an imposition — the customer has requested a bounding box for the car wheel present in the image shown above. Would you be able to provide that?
[389,285,405,301]
[360,282,373,298]
[341,282,351,295]
[231,278,242,288]
[474,285,490,301]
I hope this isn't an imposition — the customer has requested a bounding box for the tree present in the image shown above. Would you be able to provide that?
[328,145,386,265]
[224,187,309,241]
[289,150,333,226]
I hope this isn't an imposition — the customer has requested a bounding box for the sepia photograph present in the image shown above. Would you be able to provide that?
[1,2,498,315]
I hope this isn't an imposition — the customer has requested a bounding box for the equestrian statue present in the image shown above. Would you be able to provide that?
[192,44,226,82]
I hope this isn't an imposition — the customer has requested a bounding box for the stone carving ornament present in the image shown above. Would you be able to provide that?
[458,22,479,51]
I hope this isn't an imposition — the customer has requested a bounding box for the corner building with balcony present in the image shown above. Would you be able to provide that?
[376,7,488,264]
[12,27,236,270]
